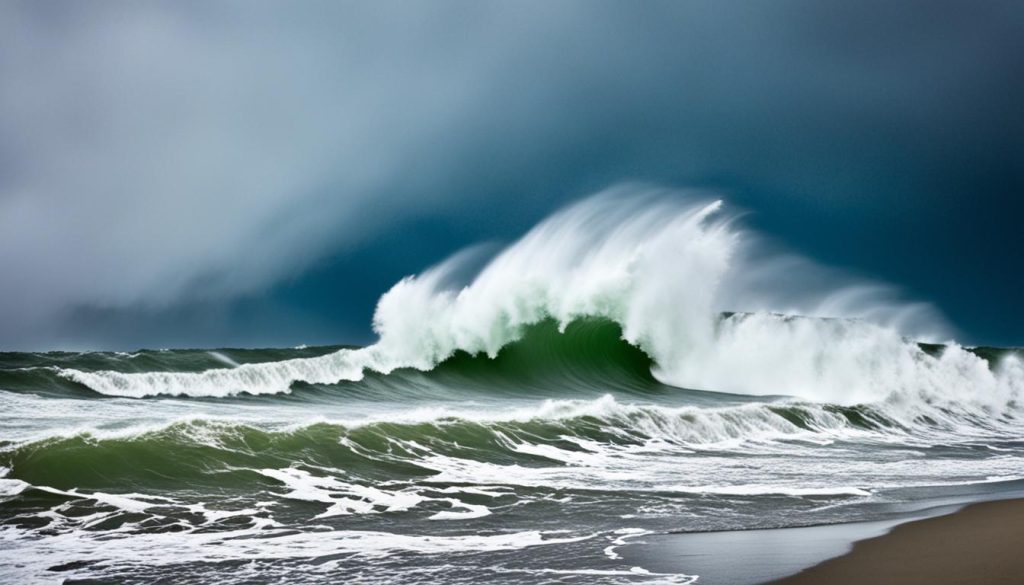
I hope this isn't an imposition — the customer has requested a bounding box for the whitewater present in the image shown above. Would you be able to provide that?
[2,187,1022,584]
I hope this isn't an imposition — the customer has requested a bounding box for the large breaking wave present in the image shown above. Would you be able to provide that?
[52,188,1023,419]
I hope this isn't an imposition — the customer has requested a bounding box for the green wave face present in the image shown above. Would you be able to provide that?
[389,318,662,394]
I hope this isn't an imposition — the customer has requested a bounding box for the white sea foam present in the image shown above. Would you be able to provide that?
[30,485,172,513]
[257,467,428,517]
[0,467,28,499]
[0,523,594,584]
[0,390,867,447]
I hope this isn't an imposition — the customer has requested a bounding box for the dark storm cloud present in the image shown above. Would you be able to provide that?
[0,1,1021,348]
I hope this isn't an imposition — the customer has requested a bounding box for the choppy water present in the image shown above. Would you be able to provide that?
[2,193,1022,583]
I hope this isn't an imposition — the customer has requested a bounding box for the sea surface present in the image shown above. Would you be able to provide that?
[2,194,1022,583]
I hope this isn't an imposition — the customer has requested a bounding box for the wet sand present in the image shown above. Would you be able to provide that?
[771,498,1024,585]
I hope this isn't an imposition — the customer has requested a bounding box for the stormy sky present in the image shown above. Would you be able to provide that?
[0,0,1021,350]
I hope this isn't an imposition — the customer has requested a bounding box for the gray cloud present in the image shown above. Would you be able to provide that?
[0,1,490,344]
[0,1,1020,348]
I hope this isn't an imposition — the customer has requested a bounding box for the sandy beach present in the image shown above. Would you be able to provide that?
[772,498,1024,585]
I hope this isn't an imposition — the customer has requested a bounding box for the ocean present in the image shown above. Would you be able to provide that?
[2,194,1022,583]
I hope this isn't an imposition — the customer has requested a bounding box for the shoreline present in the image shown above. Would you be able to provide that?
[616,490,1024,584]
[770,497,1024,585]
